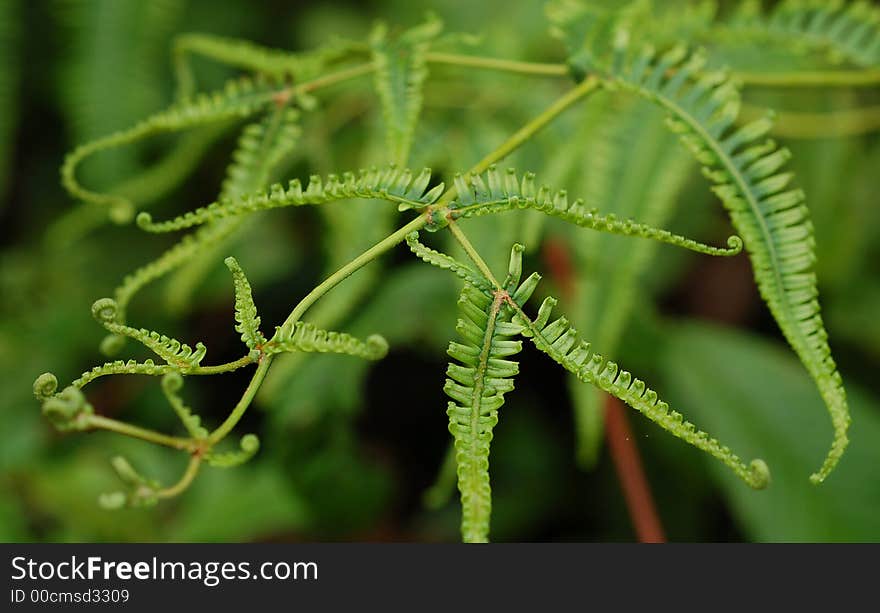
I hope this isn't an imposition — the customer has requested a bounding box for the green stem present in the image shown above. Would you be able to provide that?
[156,455,202,499]
[426,52,568,77]
[468,76,600,177]
[448,221,503,289]
[208,359,271,445]
[84,415,194,451]
[190,354,256,375]
[735,69,880,88]
[281,215,427,328]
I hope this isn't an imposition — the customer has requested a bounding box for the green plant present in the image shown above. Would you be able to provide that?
[34,0,879,542]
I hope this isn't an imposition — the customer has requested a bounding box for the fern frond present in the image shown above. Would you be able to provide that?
[370,16,443,164]
[224,256,266,351]
[173,32,362,99]
[73,359,174,388]
[405,231,493,292]
[62,75,283,223]
[447,165,743,256]
[508,293,770,490]
[720,0,880,68]
[594,40,849,483]
[266,321,389,361]
[161,372,208,439]
[445,244,532,543]
[91,298,207,369]
[205,434,260,468]
[136,165,444,232]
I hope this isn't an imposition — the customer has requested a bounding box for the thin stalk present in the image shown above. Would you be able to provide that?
[426,52,568,77]
[448,221,503,289]
[84,415,194,451]
[735,69,880,88]
[468,76,600,177]
[190,354,256,375]
[156,455,203,499]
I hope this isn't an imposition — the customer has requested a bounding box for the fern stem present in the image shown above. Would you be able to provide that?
[426,52,568,77]
[190,354,256,375]
[208,359,270,445]
[740,103,880,139]
[448,221,503,289]
[83,415,194,451]
[281,215,427,327]
[155,455,202,499]
[468,76,600,177]
[735,69,880,88]
[294,62,376,94]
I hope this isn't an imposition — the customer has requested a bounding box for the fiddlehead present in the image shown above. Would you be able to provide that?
[91,298,207,370]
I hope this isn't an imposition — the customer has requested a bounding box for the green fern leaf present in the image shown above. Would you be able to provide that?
[135,164,443,232]
[370,16,443,164]
[266,321,388,361]
[509,290,770,490]
[720,0,880,68]
[224,256,266,351]
[173,32,361,99]
[62,74,285,223]
[91,298,207,370]
[445,244,531,543]
[447,165,742,256]
[73,359,174,388]
[405,231,494,292]
[585,40,849,483]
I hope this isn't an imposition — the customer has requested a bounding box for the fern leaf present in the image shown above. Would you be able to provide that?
[266,321,389,361]
[509,291,770,490]
[161,372,208,439]
[205,434,260,468]
[370,16,443,164]
[91,298,207,369]
[62,75,284,223]
[720,0,880,68]
[136,165,444,232]
[224,256,266,351]
[590,40,849,483]
[72,359,174,388]
[445,244,531,543]
[173,32,361,99]
[405,231,494,292]
[447,165,742,256]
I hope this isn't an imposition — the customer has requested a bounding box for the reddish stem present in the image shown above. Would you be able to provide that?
[542,236,666,543]
[604,395,666,543]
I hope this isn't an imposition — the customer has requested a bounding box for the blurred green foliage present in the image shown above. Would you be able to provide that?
[1,0,878,542]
